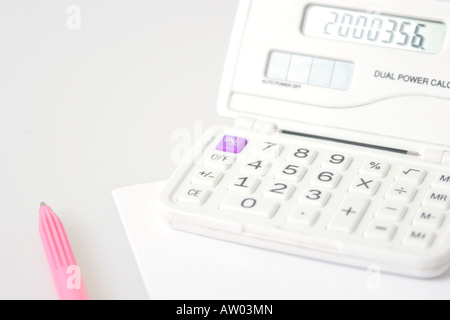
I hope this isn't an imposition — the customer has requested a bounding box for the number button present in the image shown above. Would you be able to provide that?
[228,176,260,194]
[348,176,380,196]
[321,153,352,171]
[287,147,317,165]
[256,141,284,160]
[241,159,271,177]
[220,194,279,219]
[310,171,342,189]
[264,182,296,201]
[275,164,306,183]
[191,167,224,188]
[299,189,331,208]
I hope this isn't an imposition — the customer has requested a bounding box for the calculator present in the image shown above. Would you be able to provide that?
[160,0,450,278]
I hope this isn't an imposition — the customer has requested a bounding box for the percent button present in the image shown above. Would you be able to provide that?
[360,160,391,178]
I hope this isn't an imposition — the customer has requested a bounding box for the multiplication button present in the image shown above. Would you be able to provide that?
[348,176,380,196]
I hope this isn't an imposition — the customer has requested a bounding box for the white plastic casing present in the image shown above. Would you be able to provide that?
[217,0,450,154]
[159,0,450,279]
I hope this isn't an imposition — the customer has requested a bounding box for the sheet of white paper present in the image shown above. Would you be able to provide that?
[112,181,450,300]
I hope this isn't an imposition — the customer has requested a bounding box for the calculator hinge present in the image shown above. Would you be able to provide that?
[421,148,444,165]
[234,117,278,135]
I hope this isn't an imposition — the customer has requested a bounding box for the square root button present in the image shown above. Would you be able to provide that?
[216,135,248,154]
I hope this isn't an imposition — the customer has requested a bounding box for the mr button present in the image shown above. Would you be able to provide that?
[179,187,211,206]
[422,189,450,210]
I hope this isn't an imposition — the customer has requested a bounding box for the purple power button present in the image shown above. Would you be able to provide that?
[216,135,248,154]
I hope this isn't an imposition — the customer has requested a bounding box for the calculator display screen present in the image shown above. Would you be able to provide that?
[302,5,447,54]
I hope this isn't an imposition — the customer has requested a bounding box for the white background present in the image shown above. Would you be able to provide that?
[0,0,238,299]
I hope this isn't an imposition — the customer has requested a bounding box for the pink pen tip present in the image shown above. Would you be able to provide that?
[40,202,47,207]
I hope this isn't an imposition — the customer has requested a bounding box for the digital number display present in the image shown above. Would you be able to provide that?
[303,5,446,54]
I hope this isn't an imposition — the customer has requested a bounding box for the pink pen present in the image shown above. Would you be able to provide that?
[38,202,89,300]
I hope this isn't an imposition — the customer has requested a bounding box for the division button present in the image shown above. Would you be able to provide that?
[385,183,417,203]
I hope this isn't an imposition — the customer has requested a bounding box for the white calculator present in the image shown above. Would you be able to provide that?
[160,0,450,278]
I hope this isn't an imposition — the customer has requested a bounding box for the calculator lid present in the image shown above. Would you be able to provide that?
[217,0,450,152]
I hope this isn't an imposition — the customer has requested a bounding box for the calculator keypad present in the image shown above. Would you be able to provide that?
[176,133,450,253]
